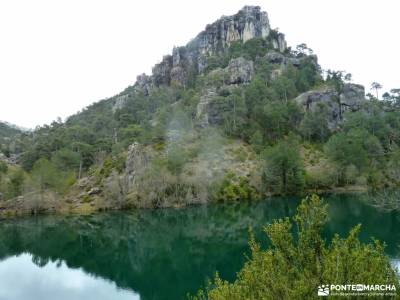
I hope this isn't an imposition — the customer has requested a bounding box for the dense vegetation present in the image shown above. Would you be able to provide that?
[193,195,399,299]
[0,38,399,210]
[0,9,398,300]
[0,121,23,157]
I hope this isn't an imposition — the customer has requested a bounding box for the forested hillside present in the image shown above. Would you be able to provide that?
[1,6,399,214]
[0,121,23,157]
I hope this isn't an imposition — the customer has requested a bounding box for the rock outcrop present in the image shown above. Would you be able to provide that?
[270,32,287,53]
[188,6,272,55]
[295,88,340,129]
[135,74,152,96]
[196,88,217,127]
[0,152,18,165]
[103,142,150,208]
[111,6,290,112]
[340,83,365,112]
[152,55,173,86]
[113,94,130,112]
[195,57,254,127]
[264,51,286,64]
[125,143,149,191]
[264,51,318,68]
[295,84,365,129]
[226,57,254,84]
[140,6,286,89]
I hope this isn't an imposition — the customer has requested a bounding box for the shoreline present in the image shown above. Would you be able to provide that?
[0,185,369,219]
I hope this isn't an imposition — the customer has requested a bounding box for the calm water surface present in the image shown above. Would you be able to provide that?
[0,194,399,300]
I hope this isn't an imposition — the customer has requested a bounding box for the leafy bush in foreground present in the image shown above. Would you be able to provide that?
[193,195,399,299]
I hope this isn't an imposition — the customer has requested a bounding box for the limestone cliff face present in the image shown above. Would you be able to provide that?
[188,5,272,55]
[124,142,149,192]
[295,84,366,129]
[112,6,288,111]
[140,6,285,90]
[195,57,254,127]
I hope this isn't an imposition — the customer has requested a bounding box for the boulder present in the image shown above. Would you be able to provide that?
[340,84,365,111]
[112,94,130,112]
[125,143,149,191]
[271,32,287,53]
[152,55,173,86]
[226,57,254,84]
[88,187,101,196]
[264,51,286,64]
[295,87,341,129]
[172,47,183,67]
[197,55,207,73]
[135,73,152,96]
[196,88,217,127]
[295,84,366,129]
[170,66,186,86]
[77,177,90,188]
[289,57,302,66]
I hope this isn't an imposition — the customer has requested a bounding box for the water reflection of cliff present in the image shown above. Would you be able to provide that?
[0,200,298,300]
[0,195,398,300]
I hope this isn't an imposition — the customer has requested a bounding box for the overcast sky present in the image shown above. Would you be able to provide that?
[0,0,399,128]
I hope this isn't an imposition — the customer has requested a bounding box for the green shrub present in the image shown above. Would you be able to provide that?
[82,194,91,203]
[305,168,338,190]
[193,195,399,299]
[214,173,258,201]
[263,138,305,195]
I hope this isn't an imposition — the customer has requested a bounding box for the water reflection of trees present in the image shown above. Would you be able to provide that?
[0,195,398,299]
[362,190,400,212]
[0,200,298,300]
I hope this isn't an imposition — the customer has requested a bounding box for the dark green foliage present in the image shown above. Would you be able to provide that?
[194,195,399,299]
[244,76,270,117]
[214,173,258,201]
[300,103,330,142]
[93,153,126,185]
[270,73,297,101]
[0,161,8,174]
[204,38,272,72]
[324,129,384,185]
[295,56,321,91]
[71,142,94,170]
[4,36,398,200]
[51,148,80,171]
[0,122,21,139]
[31,158,60,191]
[249,130,263,153]
[325,70,346,93]
[262,138,305,194]
[343,103,400,150]
[119,124,143,147]
[5,169,25,199]
[13,35,322,182]
[262,100,302,142]
[0,122,22,156]
[31,158,75,194]
[216,89,248,137]
[241,38,271,61]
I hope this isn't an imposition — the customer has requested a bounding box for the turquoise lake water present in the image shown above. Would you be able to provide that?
[0,194,398,300]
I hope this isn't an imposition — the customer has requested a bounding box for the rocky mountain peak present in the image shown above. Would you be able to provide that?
[127,6,287,94]
[191,5,272,55]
